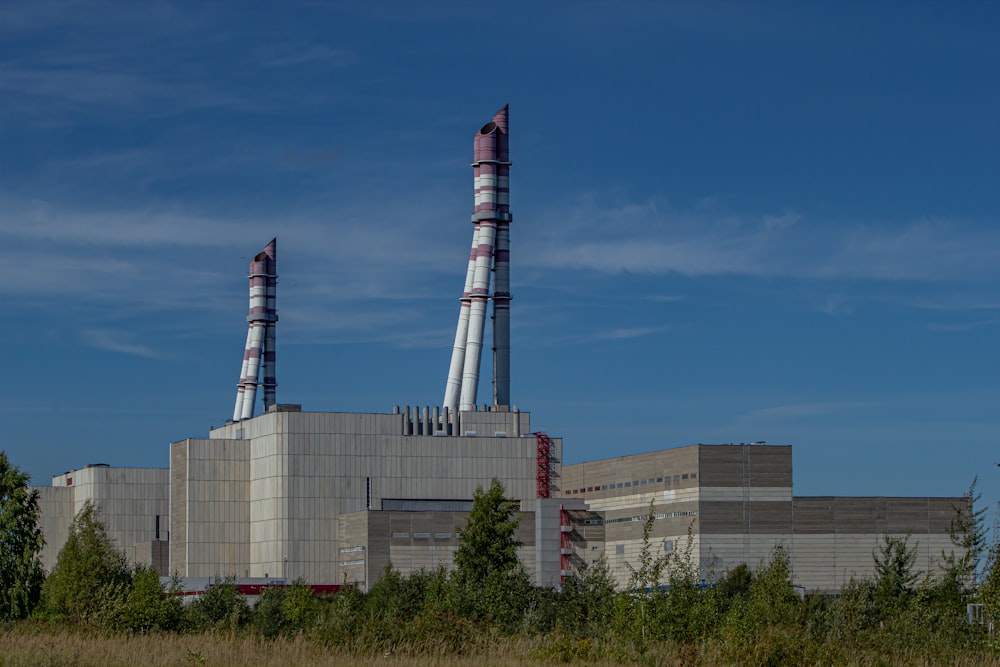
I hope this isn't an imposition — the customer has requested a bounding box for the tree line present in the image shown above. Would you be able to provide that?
[4,451,1000,664]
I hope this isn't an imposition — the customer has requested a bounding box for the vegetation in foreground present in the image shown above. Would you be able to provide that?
[4,453,1000,665]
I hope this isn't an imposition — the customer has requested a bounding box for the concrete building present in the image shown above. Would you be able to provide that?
[29,106,968,594]
[33,439,964,595]
[37,464,169,574]
[561,444,960,592]
[168,405,565,588]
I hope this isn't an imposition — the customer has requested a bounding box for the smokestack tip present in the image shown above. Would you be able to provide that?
[492,104,509,132]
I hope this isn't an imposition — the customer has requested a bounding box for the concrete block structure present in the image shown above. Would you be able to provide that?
[561,444,961,592]
[37,464,169,573]
[33,441,964,594]
[168,406,559,586]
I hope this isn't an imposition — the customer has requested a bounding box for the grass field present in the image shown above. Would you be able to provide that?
[4,626,1000,667]
[0,628,621,667]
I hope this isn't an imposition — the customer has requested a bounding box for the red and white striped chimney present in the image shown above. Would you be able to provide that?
[444,106,512,414]
[233,238,278,421]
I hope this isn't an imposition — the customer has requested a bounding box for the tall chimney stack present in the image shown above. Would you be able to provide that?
[233,238,278,421]
[443,106,512,414]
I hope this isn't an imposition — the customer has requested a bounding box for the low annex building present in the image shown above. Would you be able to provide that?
[561,444,959,592]
[36,464,169,574]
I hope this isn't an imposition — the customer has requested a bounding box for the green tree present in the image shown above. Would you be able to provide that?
[625,501,668,594]
[0,451,45,620]
[873,534,919,613]
[558,557,616,637]
[940,477,987,600]
[454,479,522,587]
[716,563,753,606]
[453,479,530,630]
[615,502,669,646]
[655,521,716,643]
[185,576,251,632]
[745,545,800,627]
[39,500,132,625]
[721,547,806,665]
[979,544,1000,639]
[254,579,321,638]
[253,585,289,637]
[120,565,183,632]
[282,578,321,632]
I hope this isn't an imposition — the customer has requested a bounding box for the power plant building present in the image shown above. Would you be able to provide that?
[31,106,967,594]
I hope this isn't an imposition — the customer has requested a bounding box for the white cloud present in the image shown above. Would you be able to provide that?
[521,195,1000,283]
[258,43,356,68]
[741,401,876,421]
[81,328,161,358]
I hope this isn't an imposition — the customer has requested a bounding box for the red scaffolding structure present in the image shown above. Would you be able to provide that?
[559,506,572,585]
[535,432,551,499]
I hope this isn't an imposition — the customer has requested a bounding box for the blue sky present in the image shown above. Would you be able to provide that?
[2,2,998,508]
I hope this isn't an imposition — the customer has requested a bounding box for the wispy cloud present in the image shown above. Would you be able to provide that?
[741,401,877,421]
[0,64,239,118]
[0,192,472,348]
[257,43,356,68]
[521,195,1000,283]
[548,324,674,347]
[926,319,998,333]
[81,328,161,358]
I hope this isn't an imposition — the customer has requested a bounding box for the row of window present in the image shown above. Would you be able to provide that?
[615,539,677,556]
[604,510,697,525]
[390,532,454,539]
[565,472,697,496]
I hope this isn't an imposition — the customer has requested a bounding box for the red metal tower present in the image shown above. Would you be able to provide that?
[535,432,551,499]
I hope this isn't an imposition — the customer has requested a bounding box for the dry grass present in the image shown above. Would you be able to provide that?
[4,631,464,667]
[4,625,1000,667]
[0,627,634,667]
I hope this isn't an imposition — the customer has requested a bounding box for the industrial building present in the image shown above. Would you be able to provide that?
[33,106,966,594]
[561,445,958,591]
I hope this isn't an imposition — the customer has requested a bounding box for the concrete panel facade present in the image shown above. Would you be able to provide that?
[563,445,963,592]
[37,465,169,573]
[170,409,556,583]
[337,507,544,591]
[33,422,964,594]
[34,486,73,573]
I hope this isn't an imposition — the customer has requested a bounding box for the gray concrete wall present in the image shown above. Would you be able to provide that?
[37,465,169,573]
[170,409,553,583]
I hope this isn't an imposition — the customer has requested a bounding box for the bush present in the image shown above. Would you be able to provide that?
[118,565,183,632]
[185,577,250,632]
